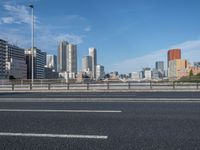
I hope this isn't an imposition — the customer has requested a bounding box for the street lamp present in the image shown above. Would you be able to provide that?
[29,4,34,84]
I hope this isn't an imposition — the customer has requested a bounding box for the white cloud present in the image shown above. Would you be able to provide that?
[170,40,200,51]
[1,17,15,24]
[54,33,83,45]
[64,15,87,22]
[84,27,91,32]
[110,50,166,73]
[0,29,30,48]
[110,39,200,73]
[0,3,84,52]
[1,3,34,25]
[170,40,200,62]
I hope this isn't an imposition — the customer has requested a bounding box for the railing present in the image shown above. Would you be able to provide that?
[0,80,199,91]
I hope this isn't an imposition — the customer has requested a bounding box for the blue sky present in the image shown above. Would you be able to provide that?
[1,0,200,73]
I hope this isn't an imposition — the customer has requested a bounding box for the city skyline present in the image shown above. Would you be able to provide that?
[1,0,200,73]
[1,37,200,81]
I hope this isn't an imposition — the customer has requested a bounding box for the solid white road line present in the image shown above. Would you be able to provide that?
[0,132,108,139]
[0,109,122,113]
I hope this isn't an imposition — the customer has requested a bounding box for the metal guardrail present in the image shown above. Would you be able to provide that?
[0,81,199,91]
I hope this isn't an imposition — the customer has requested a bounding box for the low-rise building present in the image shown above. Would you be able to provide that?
[143,68,152,80]
[44,67,59,79]
[131,72,140,80]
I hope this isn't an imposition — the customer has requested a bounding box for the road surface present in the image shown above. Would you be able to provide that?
[0,94,200,149]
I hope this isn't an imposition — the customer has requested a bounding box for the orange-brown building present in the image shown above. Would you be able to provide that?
[168,49,181,65]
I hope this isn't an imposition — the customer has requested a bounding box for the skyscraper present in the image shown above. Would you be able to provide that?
[167,49,188,80]
[46,54,57,71]
[155,61,164,71]
[155,61,164,78]
[67,44,77,74]
[168,49,181,66]
[57,41,68,72]
[25,47,46,79]
[89,48,97,79]
[82,56,92,72]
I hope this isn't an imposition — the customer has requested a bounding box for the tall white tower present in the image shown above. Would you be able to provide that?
[82,56,92,72]
[67,44,77,74]
[57,41,68,72]
[89,48,97,79]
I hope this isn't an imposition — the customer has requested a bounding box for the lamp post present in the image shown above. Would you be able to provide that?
[29,4,34,84]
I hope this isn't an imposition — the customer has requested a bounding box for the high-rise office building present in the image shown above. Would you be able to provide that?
[67,44,77,74]
[5,44,27,79]
[0,39,7,79]
[57,41,78,79]
[168,49,181,66]
[96,65,104,80]
[82,56,92,72]
[167,49,188,80]
[155,61,164,71]
[57,41,68,72]
[0,39,27,79]
[155,61,164,78]
[46,54,57,71]
[25,47,46,79]
[89,48,97,79]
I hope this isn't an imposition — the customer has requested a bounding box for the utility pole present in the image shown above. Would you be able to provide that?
[29,4,34,84]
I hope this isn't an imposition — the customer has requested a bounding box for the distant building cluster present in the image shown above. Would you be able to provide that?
[80,47,105,81]
[0,38,105,81]
[167,49,200,80]
[0,38,199,82]
[114,61,166,82]
[106,49,200,82]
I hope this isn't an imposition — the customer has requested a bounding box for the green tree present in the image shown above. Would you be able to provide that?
[196,73,200,77]
[189,70,193,77]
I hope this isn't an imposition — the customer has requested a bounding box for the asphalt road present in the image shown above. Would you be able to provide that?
[0,101,200,150]
[0,91,200,98]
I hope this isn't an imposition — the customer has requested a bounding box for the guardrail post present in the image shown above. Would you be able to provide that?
[173,82,175,90]
[30,83,32,90]
[128,82,131,89]
[197,82,199,89]
[107,82,109,90]
[12,83,14,91]
[150,81,152,89]
[67,82,69,90]
[87,83,89,90]
[48,83,51,90]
